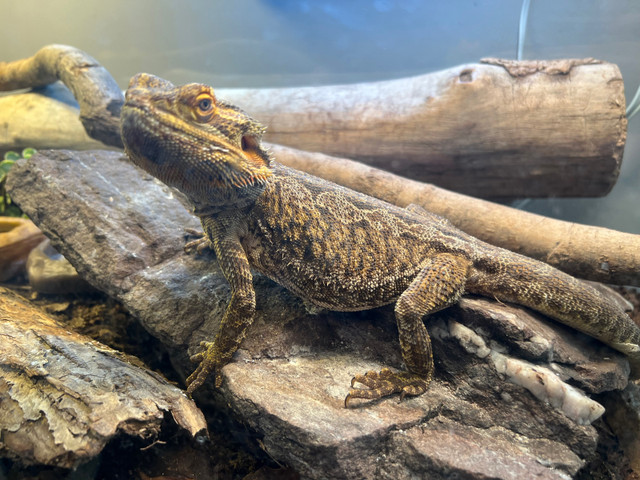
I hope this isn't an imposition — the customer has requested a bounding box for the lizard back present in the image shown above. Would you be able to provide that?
[242,162,473,311]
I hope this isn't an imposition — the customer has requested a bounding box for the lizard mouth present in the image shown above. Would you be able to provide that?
[123,103,266,165]
[240,135,268,171]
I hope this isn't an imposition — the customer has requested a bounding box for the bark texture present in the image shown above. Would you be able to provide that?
[4,149,636,479]
[0,286,206,468]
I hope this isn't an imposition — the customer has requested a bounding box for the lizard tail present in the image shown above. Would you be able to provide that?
[467,251,640,377]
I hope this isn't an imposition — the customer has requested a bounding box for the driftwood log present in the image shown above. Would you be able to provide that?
[0,45,638,286]
[0,286,206,468]
[0,44,123,149]
[0,82,107,152]
[0,46,627,198]
[219,57,626,198]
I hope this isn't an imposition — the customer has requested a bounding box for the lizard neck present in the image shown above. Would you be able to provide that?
[190,181,267,217]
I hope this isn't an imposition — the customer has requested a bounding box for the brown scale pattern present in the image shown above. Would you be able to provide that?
[120,73,640,404]
[246,165,466,311]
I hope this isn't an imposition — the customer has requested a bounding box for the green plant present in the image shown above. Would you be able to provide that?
[1,148,36,217]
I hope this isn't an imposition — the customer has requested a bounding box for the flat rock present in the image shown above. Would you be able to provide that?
[5,149,633,479]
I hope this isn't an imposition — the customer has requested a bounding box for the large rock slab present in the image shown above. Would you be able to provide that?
[6,149,633,479]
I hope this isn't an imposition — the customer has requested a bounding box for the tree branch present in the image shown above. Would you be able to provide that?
[1,45,637,285]
[0,44,123,148]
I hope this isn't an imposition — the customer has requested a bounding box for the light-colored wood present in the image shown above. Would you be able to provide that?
[0,92,636,285]
[0,47,626,198]
[0,218,45,281]
[219,58,627,198]
[0,46,636,285]
[0,44,123,148]
[0,84,106,152]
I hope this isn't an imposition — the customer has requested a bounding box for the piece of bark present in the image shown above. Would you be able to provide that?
[218,57,626,198]
[601,382,640,474]
[0,44,123,148]
[4,149,635,478]
[0,285,206,469]
[268,143,640,287]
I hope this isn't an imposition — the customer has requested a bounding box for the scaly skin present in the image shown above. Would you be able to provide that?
[121,73,640,405]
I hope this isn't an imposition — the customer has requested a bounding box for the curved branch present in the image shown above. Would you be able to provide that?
[0,44,124,148]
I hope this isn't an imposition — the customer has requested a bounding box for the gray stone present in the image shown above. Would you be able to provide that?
[5,149,633,479]
[27,238,94,293]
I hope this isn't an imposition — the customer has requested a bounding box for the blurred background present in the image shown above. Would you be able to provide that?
[1,0,639,232]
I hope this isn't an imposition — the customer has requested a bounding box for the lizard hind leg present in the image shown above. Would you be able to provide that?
[345,253,471,407]
[183,228,212,254]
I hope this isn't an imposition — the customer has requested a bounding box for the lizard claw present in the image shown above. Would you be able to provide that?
[189,341,213,363]
[184,228,204,237]
[185,362,207,394]
[184,228,212,254]
[185,341,222,394]
[344,368,429,407]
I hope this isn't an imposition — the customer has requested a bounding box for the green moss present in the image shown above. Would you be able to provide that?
[21,148,36,159]
[1,149,36,217]
[3,151,20,162]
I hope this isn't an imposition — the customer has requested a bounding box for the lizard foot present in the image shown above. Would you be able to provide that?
[185,341,223,394]
[344,368,429,407]
[184,228,212,254]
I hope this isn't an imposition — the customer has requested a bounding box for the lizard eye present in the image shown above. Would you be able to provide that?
[198,97,212,111]
[194,93,215,121]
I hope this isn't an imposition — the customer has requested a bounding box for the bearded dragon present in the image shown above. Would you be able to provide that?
[120,73,640,406]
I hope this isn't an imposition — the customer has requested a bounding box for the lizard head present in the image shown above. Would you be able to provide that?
[121,73,272,209]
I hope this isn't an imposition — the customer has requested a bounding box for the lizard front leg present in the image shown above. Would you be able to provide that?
[345,253,471,406]
[186,217,255,394]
